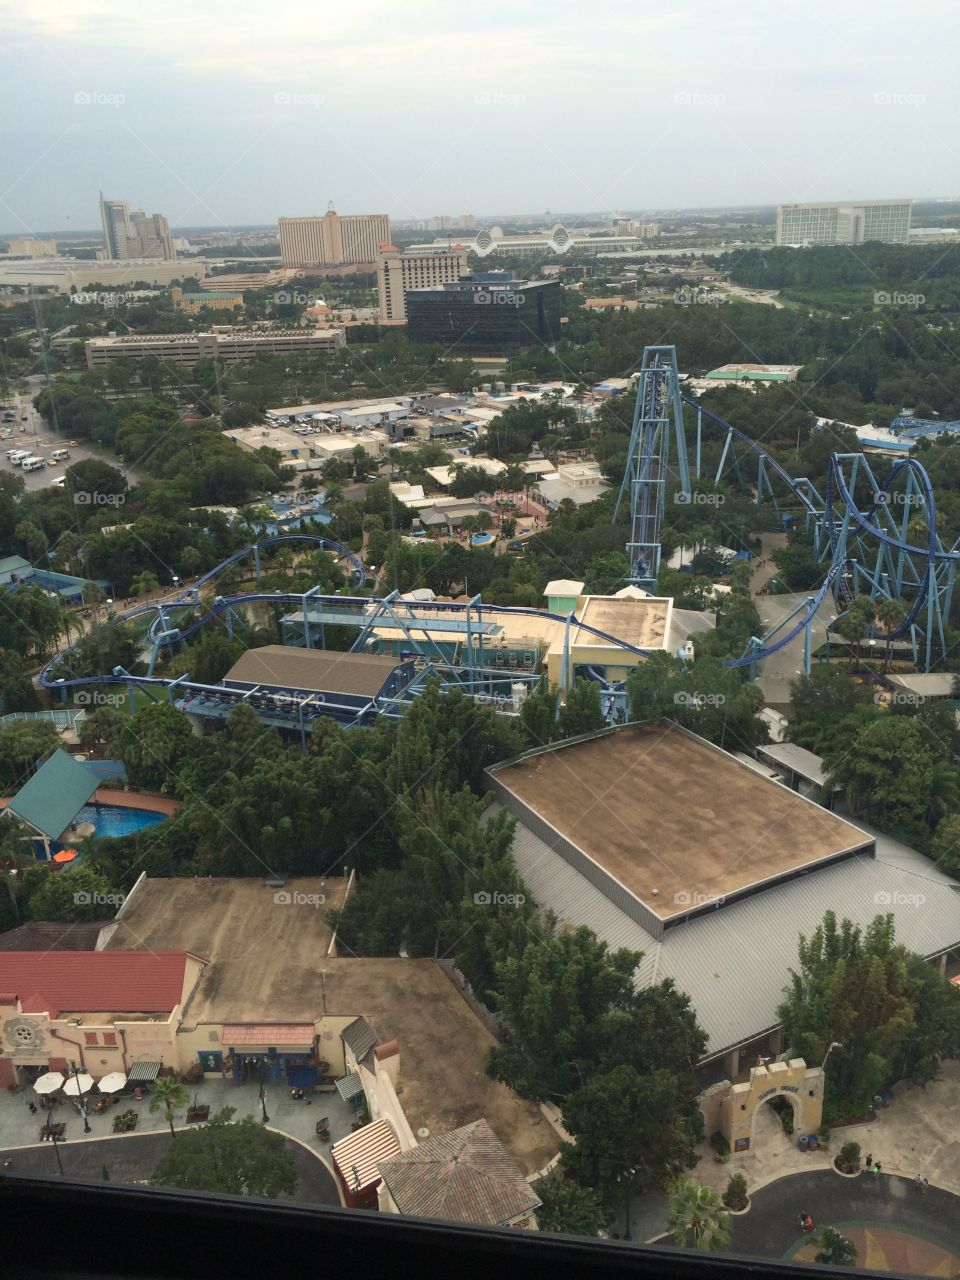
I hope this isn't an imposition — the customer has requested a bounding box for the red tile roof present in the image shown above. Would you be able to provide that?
[221,1024,315,1046]
[0,951,191,1013]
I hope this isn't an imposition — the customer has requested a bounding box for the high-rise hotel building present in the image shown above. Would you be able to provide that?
[775,200,912,246]
[377,242,470,322]
[278,211,390,267]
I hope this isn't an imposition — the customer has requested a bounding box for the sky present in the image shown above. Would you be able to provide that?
[1,0,958,236]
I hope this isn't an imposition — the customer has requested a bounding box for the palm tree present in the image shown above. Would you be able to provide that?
[814,1226,857,1267]
[668,1179,732,1252]
[873,596,907,671]
[838,595,873,668]
[148,1075,189,1139]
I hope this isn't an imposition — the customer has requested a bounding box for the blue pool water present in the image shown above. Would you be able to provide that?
[72,804,167,839]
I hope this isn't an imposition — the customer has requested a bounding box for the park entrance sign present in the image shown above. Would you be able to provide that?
[700,1059,823,1155]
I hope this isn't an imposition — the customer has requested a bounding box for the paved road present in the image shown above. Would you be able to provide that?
[0,1129,340,1207]
[730,1168,960,1267]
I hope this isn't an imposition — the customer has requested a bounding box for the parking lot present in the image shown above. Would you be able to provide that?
[3,380,134,493]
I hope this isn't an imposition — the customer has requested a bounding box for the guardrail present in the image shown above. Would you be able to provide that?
[0,708,86,729]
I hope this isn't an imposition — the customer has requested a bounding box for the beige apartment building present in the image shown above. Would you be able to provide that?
[85,326,344,369]
[5,237,58,257]
[377,243,470,322]
[279,211,390,267]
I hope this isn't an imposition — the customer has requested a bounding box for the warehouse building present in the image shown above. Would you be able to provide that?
[85,326,344,369]
[486,722,960,1078]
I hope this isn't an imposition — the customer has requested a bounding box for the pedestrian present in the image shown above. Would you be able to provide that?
[922,1178,929,1194]
[915,1173,923,1191]
[27,1101,38,1115]
[865,1152,872,1169]
[873,1161,881,1177]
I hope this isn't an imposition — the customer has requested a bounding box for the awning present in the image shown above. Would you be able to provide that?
[221,1024,315,1047]
[127,1061,161,1082]
[335,1071,364,1102]
[331,1119,400,1190]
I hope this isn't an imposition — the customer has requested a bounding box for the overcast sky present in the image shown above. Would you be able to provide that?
[1,0,957,235]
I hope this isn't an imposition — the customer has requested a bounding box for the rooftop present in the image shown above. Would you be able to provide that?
[378,1118,541,1226]
[488,723,871,923]
[0,920,109,952]
[0,951,192,1015]
[6,748,100,841]
[224,645,402,697]
[105,877,556,1174]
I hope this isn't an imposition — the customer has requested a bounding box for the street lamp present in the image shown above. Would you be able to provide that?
[820,1041,843,1074]
[46,1110,64,1177]
[72,1062,91,1134]
[258,1062,269,1124]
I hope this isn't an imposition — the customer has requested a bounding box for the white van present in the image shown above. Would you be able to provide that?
[8,450,30,464]
[50,448,70,462]
[21,457,45,472]
[50,475,66,488]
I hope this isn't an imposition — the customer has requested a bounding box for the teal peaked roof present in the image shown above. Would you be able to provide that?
[7,749,99,841]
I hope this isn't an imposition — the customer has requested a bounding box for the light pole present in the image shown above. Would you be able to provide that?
[820,1041,843,1074]
[258,1062,269,1124]
[72,1062,91,1134]
[47,1110,64,1177]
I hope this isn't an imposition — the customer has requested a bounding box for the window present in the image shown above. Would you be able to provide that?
[84,1032,98,1046]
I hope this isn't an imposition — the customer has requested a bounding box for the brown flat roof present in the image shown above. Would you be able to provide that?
[107,877,557,1174]
[489,723,871,921]
[224,645,400,696]
[574,597,668,649]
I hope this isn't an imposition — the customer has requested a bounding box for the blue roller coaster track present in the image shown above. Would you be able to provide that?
[617,345,960,673]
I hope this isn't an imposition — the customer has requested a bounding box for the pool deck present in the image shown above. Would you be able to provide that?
[0,789,181,817]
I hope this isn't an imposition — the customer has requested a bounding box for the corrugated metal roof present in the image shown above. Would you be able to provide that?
[224,646,399,697]
[331,1118,400,1190]
[7,748,99,840]
[506,812,960,1058]
[335,1071,365,1101]
[504,809,661,988]
[342,1016,378,1062]
[757,742,829,787]
[378,1119,541,1226]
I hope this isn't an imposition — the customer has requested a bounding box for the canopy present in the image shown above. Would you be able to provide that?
[6,749,98,842]
[62,1072,94,1096]
[34,1071,64,1095]
[128,1061,161,1082]
[97,1071,127,1093]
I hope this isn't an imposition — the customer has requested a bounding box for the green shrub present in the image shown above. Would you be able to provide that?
[709,1131,730,1158]
[838,1141,860,1173]
[722,1172,748,1211]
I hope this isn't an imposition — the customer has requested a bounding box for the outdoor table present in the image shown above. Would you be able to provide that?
[39,1123,65,1141]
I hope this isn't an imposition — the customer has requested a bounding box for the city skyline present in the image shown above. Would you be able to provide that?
[1,0,957,233]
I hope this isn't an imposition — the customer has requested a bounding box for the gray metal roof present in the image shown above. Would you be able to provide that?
[335,1070,365,1102]
[342,1016,378,1063]
[757,742,830,788]
[885,672,956,697]
[505,811,960,1059]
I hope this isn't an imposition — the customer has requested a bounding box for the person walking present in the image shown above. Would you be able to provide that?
[873,1161,882,1178]
[865,1152,873,1170]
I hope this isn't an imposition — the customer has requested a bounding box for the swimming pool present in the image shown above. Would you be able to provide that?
[72,804,167,839]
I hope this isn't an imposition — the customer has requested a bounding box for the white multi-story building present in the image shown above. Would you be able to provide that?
[278,211,390,267]
[84,326,344,369]
[410,223,655,259]
[616,219,660,238]
[377,243,470,322]
[5,237,58,257]
[775,200,912,246]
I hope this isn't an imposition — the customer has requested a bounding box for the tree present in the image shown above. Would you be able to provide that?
[77,707,127,754]
[873,596,907,671]
[787,667,868,753]
[814,1226,857,1267]
[557,678,606,740]
[65,458,127,503]
[823,715,933,826]
[148,1074,190,1138]
[25,865,119,922]
[0,720,59,788]
[130,570,160,598]
[119,703,193,790]
[930,813,960,878]
[150,1107,297,1198]
[668,1180,732,1252]
[837,595,874,667]
[533,1172,605,1237]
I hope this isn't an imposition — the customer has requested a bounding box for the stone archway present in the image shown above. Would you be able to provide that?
[699,1059,824,1156]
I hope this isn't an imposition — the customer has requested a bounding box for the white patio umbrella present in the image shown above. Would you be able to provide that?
[33,1071,64,1096]
[62,1072,94,1097]
[97,1072,126,1094]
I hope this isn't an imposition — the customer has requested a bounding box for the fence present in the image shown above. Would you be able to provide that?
[0,709,86,730]
[436,959,506,1040]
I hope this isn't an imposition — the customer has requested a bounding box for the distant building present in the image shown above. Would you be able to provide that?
[616,219,660,237]
[705,363,801,383]
[377,243,470,322]
[85,326,344,369]
[775,200,912,246]
[5,237,57,257]
[171,287,243,314]
[0,257,198,293]
[279,211,390,267]
[405,274,561,354]
[411,223,654,258]
[99,193,176,260]
[199,270,294,292]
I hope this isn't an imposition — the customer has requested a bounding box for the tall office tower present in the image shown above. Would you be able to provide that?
[278,210,391,266]
[99,194,177,259]
[377,242,470,322]
[458,214,476,229]
[100,195,132,258]
[775,199,912,246]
